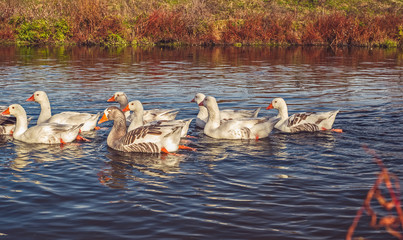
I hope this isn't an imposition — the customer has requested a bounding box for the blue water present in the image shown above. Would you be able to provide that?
[0,46,402,239]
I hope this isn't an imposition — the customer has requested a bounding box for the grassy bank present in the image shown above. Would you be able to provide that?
[1,0,403,48]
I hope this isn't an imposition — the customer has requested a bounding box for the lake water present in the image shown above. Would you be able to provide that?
[0,46,402,239]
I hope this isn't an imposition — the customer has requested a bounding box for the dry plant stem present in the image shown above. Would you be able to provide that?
[346,145,403,240]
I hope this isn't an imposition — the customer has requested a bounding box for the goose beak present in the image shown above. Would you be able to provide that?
[190,98,195,102]
[1,107,10,115]
[266,103,273,110]
[107,96,116,102]
[122,105,130,112]
[198,101,204,106]
[98,113,109,124]
[26,94,35,102]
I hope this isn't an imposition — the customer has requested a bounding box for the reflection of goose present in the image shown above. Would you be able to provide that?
[1,104,82,144]
[191,93,261,128]
[200,96,278,139]
[98,106,184,153]
[107,92,178,123]
[99,149,185,188]
[11,141,85,170]
[26,91,100,132]
[266,97,341,133]
[123,100,192,137]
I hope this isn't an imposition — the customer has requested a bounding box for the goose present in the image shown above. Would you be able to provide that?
[200,96,279,139]
[266,97,342,133]
[26,91,100,132]
[107,92,178,123]
[123,100,193,138]
[98,106,193,153]
[191,93,261,128]
[1,104,83,144]
[1,105,34,135]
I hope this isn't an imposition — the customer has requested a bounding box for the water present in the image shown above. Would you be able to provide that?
[0,46,402,239]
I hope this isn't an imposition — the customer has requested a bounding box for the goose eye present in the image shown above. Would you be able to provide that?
[36,94,39,96]
[12,107,14,109]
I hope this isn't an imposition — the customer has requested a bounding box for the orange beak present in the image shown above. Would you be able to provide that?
[26,94,35,102]
[107,95,116,102]
[122,105,130,112]
[98,113,109,124]
[1,107,10,115]
[198,101,204,106]
[190,98,195,102]
[266,103,273,110]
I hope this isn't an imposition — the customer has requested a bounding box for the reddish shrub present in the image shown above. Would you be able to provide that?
[221,13,298,45]
[136,9,189,43]
[0,23,15,41]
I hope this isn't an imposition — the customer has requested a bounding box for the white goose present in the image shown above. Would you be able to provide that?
[123,100,193,138]
[200,96,279,139]
[107,92,178,123]
[26,91,100,132]
[98,106,190,153]
[191,93,261,128]
[1,104,83,144]
[266,97,342,133]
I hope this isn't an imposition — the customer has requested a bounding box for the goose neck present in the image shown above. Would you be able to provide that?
[37,98,52,124]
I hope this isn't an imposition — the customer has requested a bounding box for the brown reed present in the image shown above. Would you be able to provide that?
[0,0,402,47]
[346,145,403,240]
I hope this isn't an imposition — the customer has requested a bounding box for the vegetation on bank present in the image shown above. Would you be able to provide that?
[0,0,403,48]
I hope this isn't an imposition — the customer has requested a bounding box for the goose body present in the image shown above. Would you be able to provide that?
[191,93,260,128]
[201,96,278,140]
[267,97,340,133]
[107,92,178,123]
[99,106,183,153]
[123,100,192,137]
[1,104,82,144]
[27,91,100,132]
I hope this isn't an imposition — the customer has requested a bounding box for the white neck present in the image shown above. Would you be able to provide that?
[277,103,289,120]
[204,103,221,132]
[127,105,144,131]
[37,97,52,124]
[13,111,29,139]
[197,105,208,120]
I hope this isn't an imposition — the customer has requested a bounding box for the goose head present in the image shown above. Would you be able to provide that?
[98,106,125,124]
[199,96,219,111]
[123,100,143,113]
[26,90,49,104]
[266,97,287,110]
[107,92,127,103]
[191,93,206,104]
[1,104,26,118]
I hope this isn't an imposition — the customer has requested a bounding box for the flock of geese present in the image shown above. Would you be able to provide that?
[0,91,342,154]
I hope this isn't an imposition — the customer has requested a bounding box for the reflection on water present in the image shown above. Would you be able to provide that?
[100,148,186,189]
[0,45,402,239]
[10,141,85,171]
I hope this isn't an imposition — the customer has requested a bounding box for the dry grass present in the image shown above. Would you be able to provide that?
[347,146,403,240]
[0,0,402,47]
